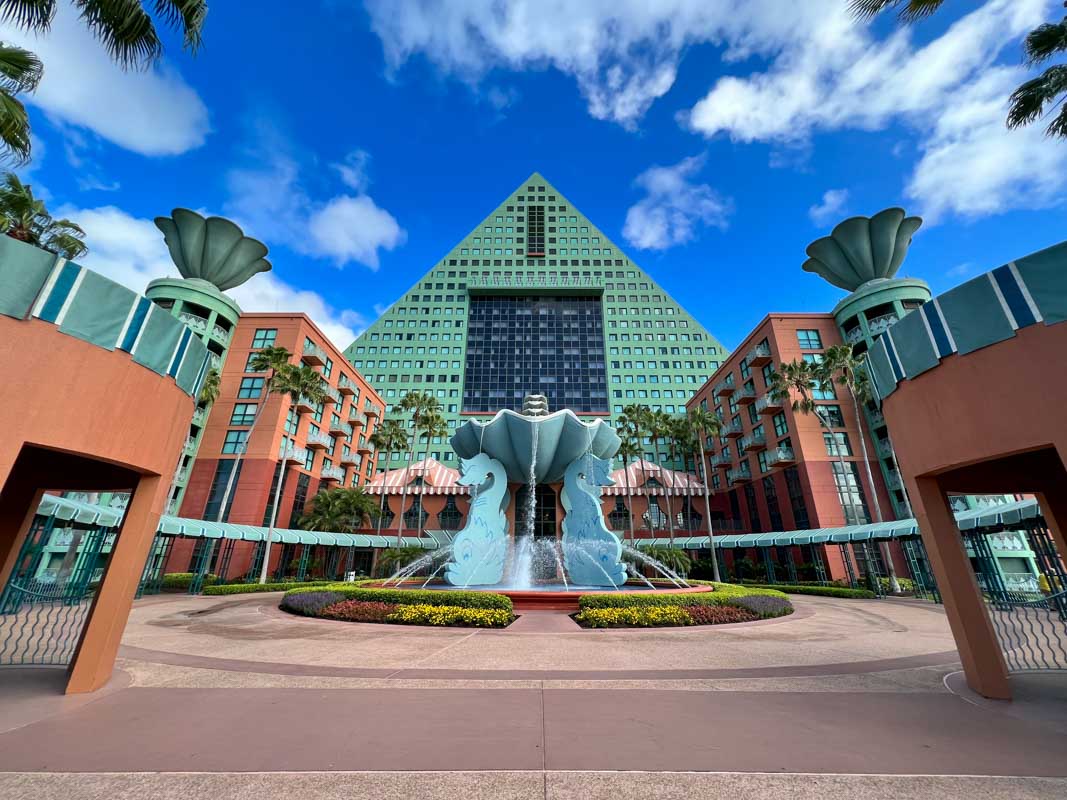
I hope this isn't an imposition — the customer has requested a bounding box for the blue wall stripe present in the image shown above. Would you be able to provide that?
[168,327,192,377]
[119,297,151,352]
[921,304,953,358]
[882,332,905,381]
[991,265,1037,329]
[37,262,81,322]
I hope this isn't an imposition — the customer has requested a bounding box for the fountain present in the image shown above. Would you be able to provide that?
[390,395,710,610]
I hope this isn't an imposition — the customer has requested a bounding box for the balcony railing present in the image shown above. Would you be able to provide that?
[339,450,359,467]
[885,469,903,491]
[710,453,731,468]
[868,408,885,427]
[295,395,316,414]
[321,464,345,482]
[755,393,783,415]
[867,312,899,336]
[211,323,231,343]
[337,375,357,396]
[739,432,767,453]
[306,429,333,451]
[735,386,757,405]
[364,403,382,418]
[301,340,328,366]
[177,312,209,335]
[192,406,208,426]
[207,353,221,371]
[714,375,736,397]
[166,498,180,516]
[349,410,367,428]
[727,464,752,484]
[722,420,743,438]
[766,446,796,467]
[282,444,309,465]
[322,384,342,405]
[175,466,191,483]
[746,342,772,366]
[328,420,351,438]
[357,443,374,456]
[876,438,894,458]
[466,275,604,289]
[844,326,865,345]
[183,436,198,454]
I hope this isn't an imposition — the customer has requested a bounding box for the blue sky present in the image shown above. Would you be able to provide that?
[5,0,1064,350]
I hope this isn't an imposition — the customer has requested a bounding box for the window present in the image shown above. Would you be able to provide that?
[204,460,242,522]
[251,328,277,348]
[229,403,257,426]
[796,329,823,349]
[784,466,810,529]
[238,377,264,398]
[244,352,264,372]
[832,461,871,524]
[823,431,852,456]
[526,206,545,256]
[763,476,784,530]
[222,429,248,454]
[818,404,846,427]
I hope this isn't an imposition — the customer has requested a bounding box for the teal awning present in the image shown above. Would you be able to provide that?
[37,494,125,527]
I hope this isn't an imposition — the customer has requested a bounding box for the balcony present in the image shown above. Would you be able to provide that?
[182,436,198,454]
[722,420,743,439]
[283,444,309,465]
[876,438,894,458]
[166,498,181,516]
[337,375,357,396]
[739,432,767,453]
[211,323,231,343]
[306,429,333,450]
[466,275,604,290]
[746,342,772,367]
[349,411,366,429]
[766,446,796,467]
[177,311,209,336]
[735,385,757,405]
[339,450,359,467]
[357,443,374,457]
[328,420,351,438]
[294,395,316,414]
[175,466,191,484]
[867,312,899,336]
[868,408,886,427]
[364,403,382,419]
[727,464,752,484]
[885,469,903,491]
[710,453,732,468]
[322,384,342,405]
[301,340,328,366]
[192,406,208,426]
[714,376,735,397]
[756,393,783,415]
[208,353,221,371]
[321,465,345,483]
[844,326,865,345]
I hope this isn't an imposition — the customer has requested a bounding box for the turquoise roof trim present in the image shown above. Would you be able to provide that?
[866,241,1066,402]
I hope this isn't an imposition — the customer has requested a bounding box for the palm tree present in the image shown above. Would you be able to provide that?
[197,367,220,405]
[647,408,677,545]
[368,418,407,538]
[821,347,902,592]
[0,1,208,163]
[0,172,86,258]
[413,410,448,539]
[636,544,692,578]
[298,486,379,579]
[615,437,641,545]
[0,44,41,165]
[394,390,442,545]
[770,359,863,528]
[376,546,425,579]
[853,0,1067,140]
[618,404,651,533]
[259,363,328,583]
[687,406,723,581]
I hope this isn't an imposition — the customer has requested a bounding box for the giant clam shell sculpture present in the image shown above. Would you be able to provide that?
[155,208,272,291]
[803,208,922,292]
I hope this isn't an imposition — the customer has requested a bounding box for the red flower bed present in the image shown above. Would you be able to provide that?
[684,604,759,625]
[320,600,398,623]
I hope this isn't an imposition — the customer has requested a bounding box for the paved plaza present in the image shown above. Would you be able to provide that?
[1,594,1066,798]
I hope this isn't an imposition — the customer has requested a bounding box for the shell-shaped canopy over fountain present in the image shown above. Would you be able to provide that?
[155,208,272,292]
[802,207,922,292]
[452,409,620,485]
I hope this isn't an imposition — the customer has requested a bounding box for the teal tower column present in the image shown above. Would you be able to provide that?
[146,209,272,515]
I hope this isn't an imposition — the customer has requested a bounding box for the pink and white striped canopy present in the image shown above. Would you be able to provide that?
[604,459,705,497]
[365,458,469,495]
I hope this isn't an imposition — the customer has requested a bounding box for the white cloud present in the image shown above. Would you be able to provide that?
[947,262,974,278]
[364,0,826,129]
[622,154,731,250]
[59,205,367,347]
[225,127,405,270]
[0,5,209,155]
[808,189,850,226]
[331,149,372,191]
[684,0,1063,221]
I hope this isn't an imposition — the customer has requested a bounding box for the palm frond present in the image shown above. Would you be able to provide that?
[0,90,33,165]
[154,0,207,53]
[1007,65,1067,137]
[1023,19,1067,66]
[41,231,88,259]
[73,0,162,68]
[849,0,945,22]
[0,1,57,31]
[0,43,43,93]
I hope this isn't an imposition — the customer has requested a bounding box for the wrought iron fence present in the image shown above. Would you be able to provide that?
[0,580,94,666]
[986,589,1067,672]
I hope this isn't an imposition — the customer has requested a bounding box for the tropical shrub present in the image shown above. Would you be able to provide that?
[283,584,513,612]
[280,590,347,617]
[578,582,787,610]
[387,604,512,628]
[878,577,916,594]
[321,600,397,623]
[204,580,332,596]
[686,604,758,625]
[728,594,794,618]
[376,547,427,577]
[743,583,876,599]
[161,572,218,591]
[576,606,693,628]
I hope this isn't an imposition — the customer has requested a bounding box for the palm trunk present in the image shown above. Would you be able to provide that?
[623,458,636,545]
[849,391,900,593]
[697,436,720,582]
[652,438,675,545]
[815,405,871,589]
[258,401,294,584]
[415,437,433,540]
[395,417,418,546]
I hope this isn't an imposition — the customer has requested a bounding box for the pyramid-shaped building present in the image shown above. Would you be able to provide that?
[344,172,728,470]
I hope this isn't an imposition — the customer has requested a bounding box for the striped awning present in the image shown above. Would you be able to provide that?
[604,459,705,497]
[365,458,469,496]
[37,494,126,527]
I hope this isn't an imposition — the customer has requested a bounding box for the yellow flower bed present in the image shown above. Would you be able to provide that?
[575,605,693,628]
[387,603,513,628]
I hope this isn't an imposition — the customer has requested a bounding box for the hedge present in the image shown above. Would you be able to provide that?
[744,583,877,599]
[203,580,333,596]
[161,572,218,591]
[578,582,787,610]
[388,604,513,628]
[283,583,513,612]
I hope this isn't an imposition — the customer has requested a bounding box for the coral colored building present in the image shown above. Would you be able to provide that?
[168,313,384,580]
[686,313,901,584]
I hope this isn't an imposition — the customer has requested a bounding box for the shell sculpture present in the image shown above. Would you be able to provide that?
[803,208,922,292]
[154,208,272,291]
